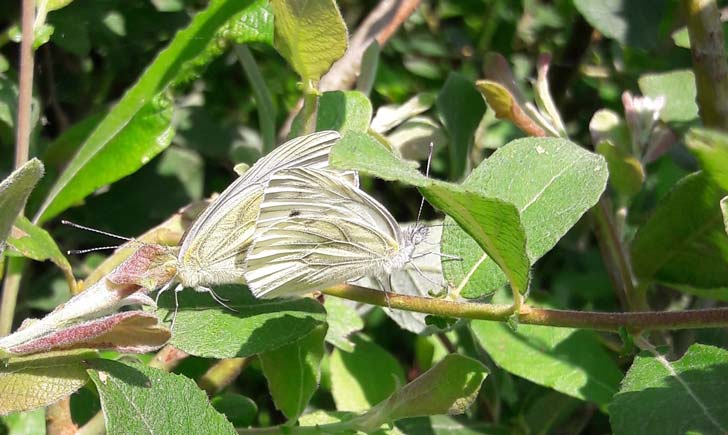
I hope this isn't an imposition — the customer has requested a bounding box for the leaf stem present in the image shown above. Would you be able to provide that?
[684,0,728,130]
[299,79,319,135]
[323,284,728,332]
[198,357,248,396]
[15,0,35,168]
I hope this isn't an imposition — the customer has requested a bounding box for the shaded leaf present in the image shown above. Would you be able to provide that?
[638,70,699,123]
[271,0,347,82]
[211,393,258,428]
[387,116,447,161]
[331,133,529,294]
[371,92,436,134]
[260,324,326,422]
[437,73,487,178]
[317,91,372,134]
[396,415,510,435]
[443,137,608,298]
[330,335,405,412]
[687,128,728,191]
[631,172,728,289]
[156,285,326,358]
[7,216,74,289]
[471,318,622,406]
[323,296,363,351]
[596,141,645,198]
[610,344,728,435]
[574,0,667,49]
[88,359,235,435]
[0,159,44,250]
[0,349,96,415]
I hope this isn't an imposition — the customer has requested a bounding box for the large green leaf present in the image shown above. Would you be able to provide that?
[156,285,326,358]
[0,159,44,249]
[610,344,728,435]
[471,320,622,407]
[270,0,347,82]
[443,137,608,298]
[34,0,274,223]
[574,0,668,50]
[88,359,235,435]
[329,335,405,412]
[638,70,699,123]
[6,216,74,288]
[436,73,486,179]
[631,172,728,289]
[323,296,363,352]
[317,91,372,134]
[0,349,96,415]
[330,132,529,294]
[260,324,327,422]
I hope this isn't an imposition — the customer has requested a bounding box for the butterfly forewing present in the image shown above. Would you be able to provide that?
[175,131,343,288]
[245,168,405,298]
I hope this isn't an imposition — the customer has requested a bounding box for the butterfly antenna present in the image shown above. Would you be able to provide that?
[61,220,133,241]
[415,142,435,226]
[67,245,124,255]
[409,261,445,288]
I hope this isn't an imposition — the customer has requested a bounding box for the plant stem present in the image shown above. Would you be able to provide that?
[592,197,642,310]
[148,344,188,371]
[46,397,77,435]
[15,0,35,168]
[299,80,319,135]
[323,284,728,333]
[198,357,248,396]
[684,0,728,130]
[0,257,24,336]
[234,45,276,153]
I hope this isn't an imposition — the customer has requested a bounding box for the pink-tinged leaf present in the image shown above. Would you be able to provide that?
[5,311,170,356]
[107,244,177,292]
[476,80,546,137]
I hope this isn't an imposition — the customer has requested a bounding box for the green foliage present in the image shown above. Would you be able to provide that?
[610,344,728,435]
[88,359,235,435]
[638,70,699,123]
[156,285,326,358]
[0,160,44,250]
[573,0,668,49]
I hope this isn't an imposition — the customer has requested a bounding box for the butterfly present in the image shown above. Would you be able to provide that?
[156,131,348,308]
[244,167,430,299]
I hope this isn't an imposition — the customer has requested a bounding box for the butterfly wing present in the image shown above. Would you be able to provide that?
[176,131,345,287]
[245,168,404,298]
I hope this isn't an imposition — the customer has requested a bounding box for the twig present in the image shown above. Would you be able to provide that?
[323,284,728,332]
[46,397,77,435]
[15,0,36,168]
[0,257,24,336]
[198,357,248,396]
[685,0,728,130]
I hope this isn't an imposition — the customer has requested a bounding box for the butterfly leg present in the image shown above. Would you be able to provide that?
[170,283,184,331]
[196,286,238,313]
[375,275,393,310]
[155,280,174,306]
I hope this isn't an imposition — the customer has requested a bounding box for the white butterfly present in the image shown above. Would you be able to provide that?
[157,131,347,307]
[244,167,429,299]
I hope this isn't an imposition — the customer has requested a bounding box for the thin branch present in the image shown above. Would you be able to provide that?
[0,257,24,336]
[685,0,728,130]
[15,0,36,168]
[323,284,728,333]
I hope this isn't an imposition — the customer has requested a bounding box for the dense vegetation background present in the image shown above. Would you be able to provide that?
[2,0,728,434]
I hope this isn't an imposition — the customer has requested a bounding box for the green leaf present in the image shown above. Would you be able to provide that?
[436,73,486,179]
[596,141,645,198]
[298,410,398,434]
[443,137,608,298]
[396,415,511,435]
[317,91,373,134]
[330,335,405,412]
[1,408,45,435]
[323,296,363,351]
[271,0,347,82]
[610,344,728,435]
[88,359,235,435]
[471,320,622,406]
[260,324,327,422]
[6,216,74,289]
[156,285,326,358]
[687,128,728,191]
[524,391,581,435]
[211,393,257,428]
[0,159,44,249]
[631,172,728,289]
[359,354,487,429]
[0,349,96,415]
[638,70,699,123]
[330,132,529,294]
[35,0,274,223]
[573,0,667,49]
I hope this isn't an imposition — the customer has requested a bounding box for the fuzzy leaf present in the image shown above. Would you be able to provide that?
[0,159,44,249]
[317,91,372,134]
